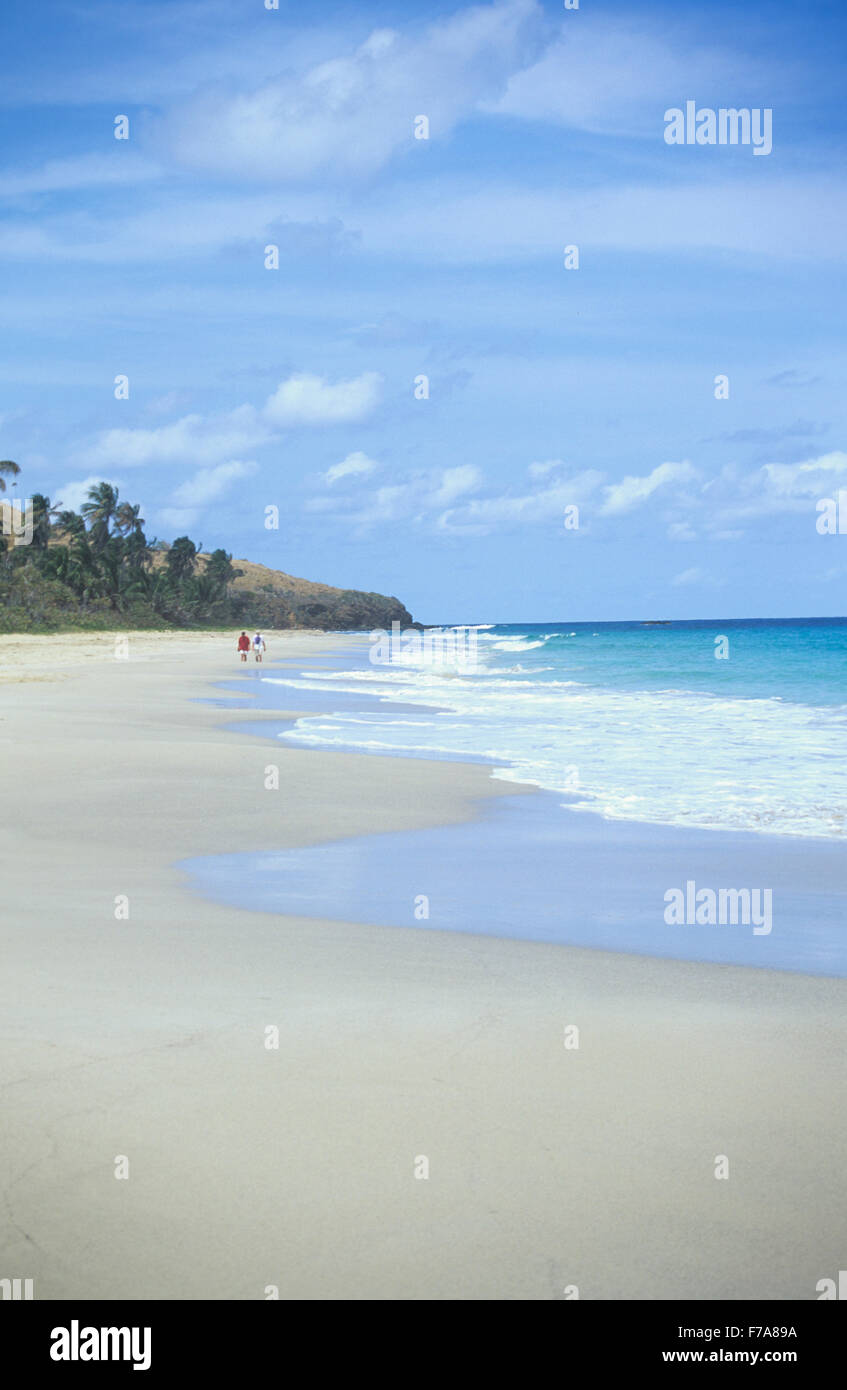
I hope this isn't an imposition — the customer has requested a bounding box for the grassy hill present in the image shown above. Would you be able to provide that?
[194,551,415,631]
[0,483,415,633]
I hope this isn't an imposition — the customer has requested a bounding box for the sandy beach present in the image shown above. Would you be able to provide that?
[1,629,845,1300]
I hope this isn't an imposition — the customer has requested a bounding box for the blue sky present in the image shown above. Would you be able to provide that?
[2,0,846,622]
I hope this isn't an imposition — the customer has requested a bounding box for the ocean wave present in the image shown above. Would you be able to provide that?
[490,638,547,651]
[268,666,847,840]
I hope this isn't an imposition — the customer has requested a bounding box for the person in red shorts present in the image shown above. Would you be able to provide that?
[237,631,250,662]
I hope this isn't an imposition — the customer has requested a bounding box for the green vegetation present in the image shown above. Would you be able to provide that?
[1,473,283,632]
[0,468,415,633]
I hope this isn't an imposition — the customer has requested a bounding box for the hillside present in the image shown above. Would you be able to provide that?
[0,482,415,633]
[194,551,415,630]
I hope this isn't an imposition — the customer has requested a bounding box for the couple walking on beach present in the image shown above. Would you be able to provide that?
[238,631,266,663]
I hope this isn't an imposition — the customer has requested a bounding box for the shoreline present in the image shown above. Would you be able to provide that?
[197,650,847,978]
[2,630,846,1299]
[184,788,847,978]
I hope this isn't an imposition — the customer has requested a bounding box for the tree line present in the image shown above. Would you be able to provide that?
[0,464,255,629]
[1,461,415,633]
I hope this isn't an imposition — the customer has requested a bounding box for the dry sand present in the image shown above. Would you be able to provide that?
[1,629,845,1300]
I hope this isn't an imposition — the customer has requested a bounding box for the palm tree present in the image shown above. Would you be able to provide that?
[55,509,86,537]
[115,501,145,537]
[130,566,172,616]
[43,534,90,597]
[205,548,239,590]
[124,524,151,573]
[81,482,120,554]
[29,494,62,551]
[166,535,199,582]
[97,539,126,610]
[189,573,221,609]
[81,482,119,527]
[0,460,20,493]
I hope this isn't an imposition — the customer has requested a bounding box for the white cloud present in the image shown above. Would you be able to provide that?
[0,189,322,264]
[431,465,483,506]
[75,372,385,482]
[672,566,728,589]
[528,459,564,479]
[601,461,696,515]
[4,172,845,268]
[324,451,379,485]
[690,451,847,533]
[761,451,847,499]
[308,462,601,533]
[672,567,707,588]
[346,177,847,266]
[264,371,382,426]
[171,459,258,508]
[0,153,163,198]
[79,406,272,469]
[303,442,847,539]
[305,480,409,521]
[488,19,776,138]
[159,0,543,182]
[438,471,602,534]
[0,10,331,108]
[53,476,121,513]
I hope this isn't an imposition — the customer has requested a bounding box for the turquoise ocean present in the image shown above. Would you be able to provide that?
[186,617,847,976]
[263,617,847,841]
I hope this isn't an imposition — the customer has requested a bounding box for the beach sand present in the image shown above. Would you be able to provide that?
[1,629,845,1300]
